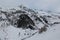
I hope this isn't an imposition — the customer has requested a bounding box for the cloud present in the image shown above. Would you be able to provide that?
[0,0,60,12]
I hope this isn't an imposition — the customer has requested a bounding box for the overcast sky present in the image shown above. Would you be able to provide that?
[0,0,60,12]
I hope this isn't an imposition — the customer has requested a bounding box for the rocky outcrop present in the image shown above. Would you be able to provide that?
[17,14,35,30]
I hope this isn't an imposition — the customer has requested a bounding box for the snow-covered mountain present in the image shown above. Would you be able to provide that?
[0,5,60,40]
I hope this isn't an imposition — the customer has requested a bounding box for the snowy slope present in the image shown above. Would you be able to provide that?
[26,24,60,40]
[0,6,60,40]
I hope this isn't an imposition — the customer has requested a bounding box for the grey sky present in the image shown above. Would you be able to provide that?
[0,0,60,12]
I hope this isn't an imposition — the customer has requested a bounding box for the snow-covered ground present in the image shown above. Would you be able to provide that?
[26,24,60,40]
[0,6,60,40]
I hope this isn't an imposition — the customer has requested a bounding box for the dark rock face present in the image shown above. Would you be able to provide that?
[40,16,48,24]
[17,14,35,30]
[13,10,26,13]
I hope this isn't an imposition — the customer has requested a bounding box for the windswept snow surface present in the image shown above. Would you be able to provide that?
[0,6,60,40]
[26,24,60,40]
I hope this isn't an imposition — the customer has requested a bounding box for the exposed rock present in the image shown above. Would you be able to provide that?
[17,14,35,30]
[13,10,26,14]
[40,16,48,24]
